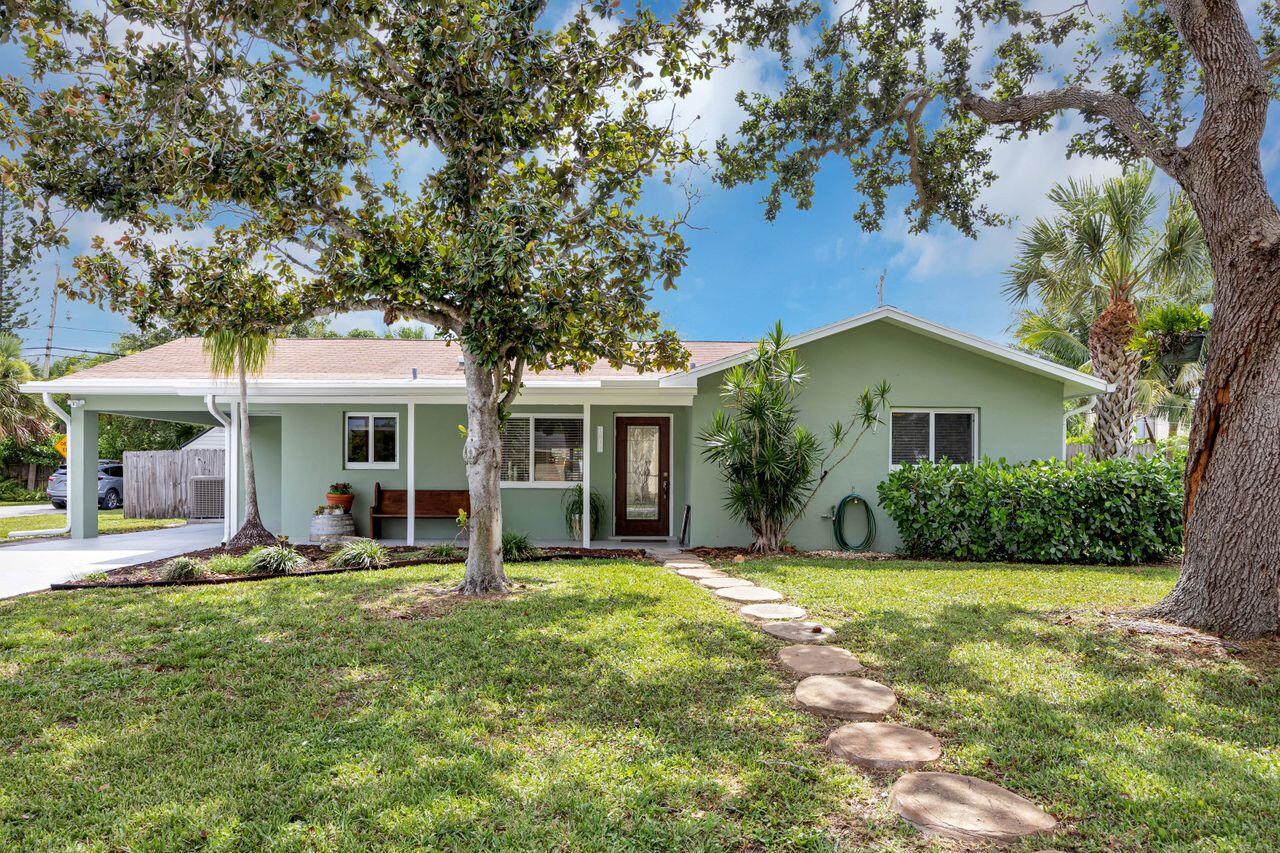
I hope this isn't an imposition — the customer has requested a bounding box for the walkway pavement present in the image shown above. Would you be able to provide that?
[0,502,56,519]
[0,523,222,598]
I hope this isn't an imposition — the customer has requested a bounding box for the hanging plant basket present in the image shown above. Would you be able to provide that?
[1159,332,1206,368]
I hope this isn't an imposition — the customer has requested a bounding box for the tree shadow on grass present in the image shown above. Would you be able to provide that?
[789,599,1280,849]
[0,563,874,850]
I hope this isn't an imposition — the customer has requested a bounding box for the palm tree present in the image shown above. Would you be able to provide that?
[0,334,48,446]
[1005,167,1210,458]
[204,331,276,548]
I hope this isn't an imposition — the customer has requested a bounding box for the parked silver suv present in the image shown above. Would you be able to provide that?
[47,460,124,510]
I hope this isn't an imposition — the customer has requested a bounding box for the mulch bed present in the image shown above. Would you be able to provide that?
[50,543,647,591]
[688,545,900,562]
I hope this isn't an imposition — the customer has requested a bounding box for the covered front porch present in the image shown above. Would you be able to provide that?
[47,385,696,550]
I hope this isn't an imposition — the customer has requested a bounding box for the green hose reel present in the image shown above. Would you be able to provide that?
[831,491,876,551]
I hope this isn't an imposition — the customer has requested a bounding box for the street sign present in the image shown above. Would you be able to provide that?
[54,435,67,459]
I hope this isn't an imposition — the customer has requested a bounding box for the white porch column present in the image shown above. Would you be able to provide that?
[406,402,416,546]
[228,400,241,532]
[582,402,591,548]
[68,401,98,540]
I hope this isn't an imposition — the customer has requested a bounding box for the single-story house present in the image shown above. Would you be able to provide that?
[24,306,1108,551]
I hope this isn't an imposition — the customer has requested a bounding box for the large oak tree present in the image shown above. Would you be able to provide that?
[716,0,1280,639]
[0,0,717,592]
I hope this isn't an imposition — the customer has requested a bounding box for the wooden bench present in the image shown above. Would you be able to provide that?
[369,483,471,539]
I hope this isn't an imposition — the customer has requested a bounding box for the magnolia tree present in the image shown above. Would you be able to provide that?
[1,0,719,593]
[714,0,1280,639]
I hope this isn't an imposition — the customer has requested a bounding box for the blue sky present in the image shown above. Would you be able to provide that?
[10,1,1274,357]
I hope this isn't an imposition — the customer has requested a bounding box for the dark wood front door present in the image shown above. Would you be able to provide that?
[614,416,670,537]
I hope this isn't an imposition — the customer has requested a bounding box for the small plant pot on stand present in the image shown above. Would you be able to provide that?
[326,493,355,513]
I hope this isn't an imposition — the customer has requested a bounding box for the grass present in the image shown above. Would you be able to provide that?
[0,557,1274,850]
[0,500,46,507]
[0,510,184,540]
[0,560,865,850]
[727,557,1280,850]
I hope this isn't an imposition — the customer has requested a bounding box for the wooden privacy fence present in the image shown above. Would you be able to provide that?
[124,449,225,519]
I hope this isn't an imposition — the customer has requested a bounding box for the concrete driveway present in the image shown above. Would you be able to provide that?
[0,523,223,598]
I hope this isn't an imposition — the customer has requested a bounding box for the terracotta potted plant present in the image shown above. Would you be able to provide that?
[326,482,355,514]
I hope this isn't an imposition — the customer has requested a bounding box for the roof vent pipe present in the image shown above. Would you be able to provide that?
[411,368,418,380]
[8,394,73,538]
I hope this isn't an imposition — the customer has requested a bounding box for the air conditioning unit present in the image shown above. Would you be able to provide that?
[188,476,225,519]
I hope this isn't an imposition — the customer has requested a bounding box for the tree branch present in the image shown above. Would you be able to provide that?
[498,357,525,412]
[957,86,1188,181]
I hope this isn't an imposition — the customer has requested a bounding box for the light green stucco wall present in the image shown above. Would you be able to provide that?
[687,321,1068,552]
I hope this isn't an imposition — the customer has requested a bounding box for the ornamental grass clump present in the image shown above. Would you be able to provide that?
[160,556,203,581]
[500,532,540,561]
[877,456,1184,564]
[248,545,309,575]
[329,539,389,570]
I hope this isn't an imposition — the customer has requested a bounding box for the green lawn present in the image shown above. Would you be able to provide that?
[0,510,184,540]
[0,558,1275,850]
[728,558,1280,850]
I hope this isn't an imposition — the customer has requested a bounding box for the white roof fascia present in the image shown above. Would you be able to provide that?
[662,305,1111,396]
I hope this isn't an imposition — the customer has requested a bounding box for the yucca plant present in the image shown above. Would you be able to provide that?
[328,539,389,570]
[698,323,888,553]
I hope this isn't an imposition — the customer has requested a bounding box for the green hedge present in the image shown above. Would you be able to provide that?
[877,457,1184,564]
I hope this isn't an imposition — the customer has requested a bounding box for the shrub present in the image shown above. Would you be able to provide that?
[877,456,1184,564]
[248,545,309,575]
[327,482,353,494]
[501,532,540,561]
[422,543,463,560]
[0,478,43,502]
[161,556,203,581]
[328,538,389,569]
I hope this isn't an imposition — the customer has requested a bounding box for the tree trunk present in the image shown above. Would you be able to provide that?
[457,344,509,595]
[25,461,36,492]
[1141,21,1280,636]
[1090,298,1141,459]
[227,362,275,549]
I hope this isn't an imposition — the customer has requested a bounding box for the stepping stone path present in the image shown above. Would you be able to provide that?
[888,772,1058,843]
[794,675,898,720]
[714,585,784,603]
[778,644,862,675]
[740,603,807,620]
[698,576,754,589]
[659,551,1054,843]
[675,568,727,579]
[763,621,835,643]
[826,722,940,771]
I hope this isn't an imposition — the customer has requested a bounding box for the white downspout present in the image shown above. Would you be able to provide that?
[1063,397,1098,460]
[582,403,591,548]
[8,393,73,538]
[204,395,233,544]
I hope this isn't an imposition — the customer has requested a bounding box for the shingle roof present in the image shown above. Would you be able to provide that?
[62,338,755,382]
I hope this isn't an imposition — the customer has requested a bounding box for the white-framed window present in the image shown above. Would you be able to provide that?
[500,415,584,486]
[890,409,978,467]
[345,412,399,469]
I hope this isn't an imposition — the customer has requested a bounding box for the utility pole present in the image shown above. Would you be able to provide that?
[42,266,58,377]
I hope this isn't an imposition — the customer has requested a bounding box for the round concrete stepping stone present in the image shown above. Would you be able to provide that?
[778,644,862,675]
[889,772,1057,843]
[794,675,897,720]
[675,567,726,579]
[664,559,710,570]
[740,603,807,621]
[698,576,754,589]
[762,621,835,643]
[713,585,783,603]
[826,722,940,770]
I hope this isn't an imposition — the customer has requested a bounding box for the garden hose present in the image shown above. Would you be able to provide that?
[832,492,876,551]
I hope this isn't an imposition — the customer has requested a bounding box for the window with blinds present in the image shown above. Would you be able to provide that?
[890,410,976,466]
[500,415,584,483]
